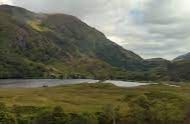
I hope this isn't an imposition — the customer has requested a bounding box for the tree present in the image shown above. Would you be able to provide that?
[127,93,186,124]
[127,95,151,124]
[96,104,120,124]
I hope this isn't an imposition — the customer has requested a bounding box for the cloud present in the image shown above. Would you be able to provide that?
[4,0,190,59]
[0,0,12,4]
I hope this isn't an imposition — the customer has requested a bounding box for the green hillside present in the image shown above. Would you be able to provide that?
[0,5,142,79]
[0,5,189,81]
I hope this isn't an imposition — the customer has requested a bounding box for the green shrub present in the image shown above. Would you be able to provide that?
[127,93,186,124]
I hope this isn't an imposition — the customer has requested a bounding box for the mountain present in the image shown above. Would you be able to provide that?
[139,58,171,81]
[173,52,190,61]
[0,5,189,81]
[0,5,142,79]
[170,53,190,81]
[169,60,190,81]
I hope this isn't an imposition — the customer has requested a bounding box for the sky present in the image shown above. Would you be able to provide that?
[1,0,190,60]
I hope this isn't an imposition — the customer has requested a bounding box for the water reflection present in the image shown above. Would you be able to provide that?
[0,79,149,88]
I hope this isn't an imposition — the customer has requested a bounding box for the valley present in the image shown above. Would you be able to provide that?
[0,4,190,124]
[0,5,189,82]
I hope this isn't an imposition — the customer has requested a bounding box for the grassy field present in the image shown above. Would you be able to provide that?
[0,82,189,124]
[0,82,189,114]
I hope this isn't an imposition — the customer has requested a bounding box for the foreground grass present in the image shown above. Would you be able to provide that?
[0,82,189,114]
[0,82,190,124]
[0,83,129,113]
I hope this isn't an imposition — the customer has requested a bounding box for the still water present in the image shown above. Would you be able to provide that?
[0,79,149,88]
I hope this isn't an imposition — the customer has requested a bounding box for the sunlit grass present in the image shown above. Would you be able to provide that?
[27,20,50,32]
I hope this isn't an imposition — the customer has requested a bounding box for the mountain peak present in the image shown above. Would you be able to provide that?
[0,4,34,17]
[0,4,13,7]
[0,4,27,11]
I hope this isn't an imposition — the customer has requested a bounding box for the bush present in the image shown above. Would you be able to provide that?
[127,93,186,124]
[0,103,17,124]
[96,104,120,124]
[34,106,67,124]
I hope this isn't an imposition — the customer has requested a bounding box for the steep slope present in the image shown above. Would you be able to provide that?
[0,5,142,79]
[173,52,190,61]
[41,14,143,69]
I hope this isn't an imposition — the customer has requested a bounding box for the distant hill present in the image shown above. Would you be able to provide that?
[170,53,190,81]
[173,52,190,61]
